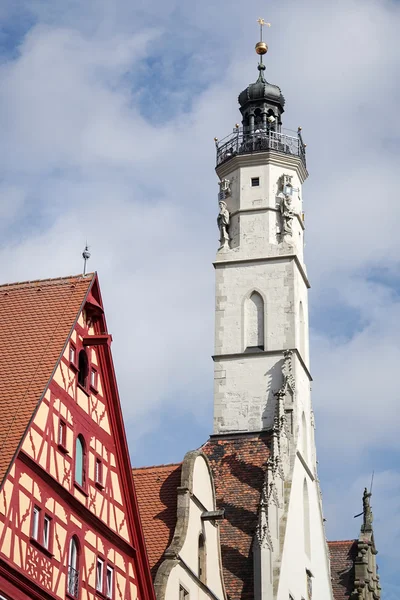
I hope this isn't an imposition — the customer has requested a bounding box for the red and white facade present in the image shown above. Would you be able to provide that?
[0,274,155,600]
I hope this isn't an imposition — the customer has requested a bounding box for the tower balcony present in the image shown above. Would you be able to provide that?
[215,127,306,168]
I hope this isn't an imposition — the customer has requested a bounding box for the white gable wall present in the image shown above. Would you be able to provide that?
[155,453,226,600]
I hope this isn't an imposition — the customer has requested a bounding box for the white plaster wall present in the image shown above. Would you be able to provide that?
[216,158,305,263]
[276,457,333,600]
[214,354,282,432]
[215,261,297,355]
[214,258,311,434]
[214,151,333,598]
[169,456,225,600]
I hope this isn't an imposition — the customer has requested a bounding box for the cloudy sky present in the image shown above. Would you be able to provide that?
[0,0,399,596]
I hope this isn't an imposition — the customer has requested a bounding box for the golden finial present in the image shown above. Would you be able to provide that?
[255,17,271,56]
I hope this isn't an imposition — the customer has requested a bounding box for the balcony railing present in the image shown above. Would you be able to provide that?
[215,127,306,168]
[67,566,79,598]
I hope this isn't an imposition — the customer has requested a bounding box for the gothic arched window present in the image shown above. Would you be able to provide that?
[198,533,206,584]
[67,536,80,597]
[245,292,264,350]
[302,412,308,462]
[303,479,311,558]
[78,349,89,388]
[75,435,86,488]
[299,301,306,360]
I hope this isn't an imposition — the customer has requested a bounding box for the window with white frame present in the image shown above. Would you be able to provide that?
[58,419,66,448]
[90,367,98,390]
[106,565,114,598]
[32,506,40,540]
[96,557,104,592]
[43,515,51,549]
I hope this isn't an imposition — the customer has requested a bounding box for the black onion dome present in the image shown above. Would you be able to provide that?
[238,63,285,108]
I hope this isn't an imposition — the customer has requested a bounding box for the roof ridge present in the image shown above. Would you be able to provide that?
[0,273,95,290]
[132,462,182,472]
[328,539,357,545]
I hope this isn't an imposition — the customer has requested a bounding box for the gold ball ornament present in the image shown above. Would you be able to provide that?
[255,41,268,55]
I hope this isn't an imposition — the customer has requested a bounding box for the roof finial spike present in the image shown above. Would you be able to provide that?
[255,17,270,61]
[82,242,91,276]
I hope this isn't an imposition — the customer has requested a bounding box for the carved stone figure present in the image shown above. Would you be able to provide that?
[279,194,294,236]
[362,488,373,530]
[217,200,230,249]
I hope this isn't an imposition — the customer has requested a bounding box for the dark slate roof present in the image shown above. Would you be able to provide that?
[202,433,271,600]
[328,540,357,600]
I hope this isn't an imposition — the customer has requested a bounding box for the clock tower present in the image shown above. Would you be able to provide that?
[205,23,334,600]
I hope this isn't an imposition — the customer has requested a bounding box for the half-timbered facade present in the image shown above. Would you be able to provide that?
[0,274,155,600]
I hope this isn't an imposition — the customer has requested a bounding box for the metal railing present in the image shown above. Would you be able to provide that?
[215,127,306,167]
[67,566,79,598]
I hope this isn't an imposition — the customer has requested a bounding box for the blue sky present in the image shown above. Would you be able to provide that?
[0,0,399,597]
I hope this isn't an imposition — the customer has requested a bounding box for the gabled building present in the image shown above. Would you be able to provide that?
[132,451,227,600]
[0,274,155,600]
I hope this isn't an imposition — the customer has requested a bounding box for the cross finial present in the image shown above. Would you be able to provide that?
[255,18,270,59]
[257,17,271,42]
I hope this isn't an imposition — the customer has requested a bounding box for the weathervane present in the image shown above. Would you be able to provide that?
[256,18,271,60]
[82,243,91,276]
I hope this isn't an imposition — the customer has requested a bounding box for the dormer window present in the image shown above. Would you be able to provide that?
[78,349,88,388]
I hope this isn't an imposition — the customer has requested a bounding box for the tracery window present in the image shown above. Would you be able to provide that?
[67,536,79,598]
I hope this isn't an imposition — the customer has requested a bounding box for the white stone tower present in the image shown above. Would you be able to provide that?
[212,24,334,600]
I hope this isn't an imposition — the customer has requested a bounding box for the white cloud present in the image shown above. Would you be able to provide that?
[0,0,399,593]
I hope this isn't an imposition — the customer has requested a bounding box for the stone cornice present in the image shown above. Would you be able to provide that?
[214,254,311,289]
[215,150,309,183]
[213,348,313,381]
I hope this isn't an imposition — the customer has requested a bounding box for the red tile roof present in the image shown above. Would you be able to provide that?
[132,463,182,578]
[202,434,271,600]
[328,540,357,600]
[0,274,93,485]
